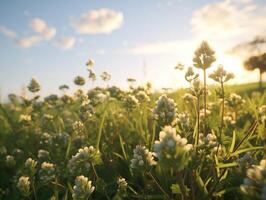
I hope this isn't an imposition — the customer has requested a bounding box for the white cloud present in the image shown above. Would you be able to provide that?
[0,26,17,38]
[57,36,76,50]
[72,8,124,34]
[191,0,266,42]
[16,35,43,48]
[30,18,56,40]
[15,18,56,48]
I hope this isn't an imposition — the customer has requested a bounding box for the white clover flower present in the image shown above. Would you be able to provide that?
[25,158,37,176]
[73,121,85,135]
[117,177,128,190]
[124,94,139,110]
[17,176,30,197]
[136,90,150,102]
[153,95,177,126]
[226,93,245,108]
[39,162,56,183]
[154,126,192,169]
[177,112,190,130]
[205,133,217,147]
[68,146,101,176]
[223,113,236,125]
[130,145,156,170]
[72,175,95,200]
[241,158,266,199]
[38,149,49,160]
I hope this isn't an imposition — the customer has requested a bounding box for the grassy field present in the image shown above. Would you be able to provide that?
[0,74,265,200]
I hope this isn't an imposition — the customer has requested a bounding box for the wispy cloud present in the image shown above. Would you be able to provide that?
[30,18,56,40]
[72,8,124,34]
[16,35,42,48]
[57,36,76,50]
[191,0,266,43]
[0,26,17,39]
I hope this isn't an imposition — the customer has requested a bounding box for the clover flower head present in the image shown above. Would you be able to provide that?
[86,59,95,68]
[130,145,156,170]
[154,126,192,169]
[124,94,139,110]
[209,65,234,83]
[72,175,95,200]
[226,93,245,108]
[185,67,199,82]
[136,90,150,102]
[25,158,37,176]
[5,155,16,167]
[68,146,102,176]
[74,76,86,86]
[153,94,177,126]
[205,133,217,147]
[117,177,128,190]
[17,176,30,197]
[88,69,96,81]
[100,71,111,82]
[241,158,266,199]
[177,112,190,130]
[73,121,85,135]
[27,78,41,93]
[39,162,56,183]
[38,149,50,160]
[193,41,216,69]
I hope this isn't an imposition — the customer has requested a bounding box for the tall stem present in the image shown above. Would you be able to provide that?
[217,81,224,155]
[203,68,207,136]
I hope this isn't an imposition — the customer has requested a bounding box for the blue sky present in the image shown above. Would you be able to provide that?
[0,0,266,99]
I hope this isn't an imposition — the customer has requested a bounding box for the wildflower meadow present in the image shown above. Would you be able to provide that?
[0,41,265,200]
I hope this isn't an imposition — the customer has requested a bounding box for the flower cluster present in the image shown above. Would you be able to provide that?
[123,95,139,110]
[68,146,102,176]
[130,145,156,170]
[17,176,30,197]
[193,41,216,69]
[117,177,128,190]
[39,162,56,184]
[209,65,234,83]
[153,95,177,126]
[25,158,37,176]
[73,121,85,135]
[154,126,192,170]
[241,158,266,199]
[74,76,86,86]
[72,175,95,200]
[27,78,41,93]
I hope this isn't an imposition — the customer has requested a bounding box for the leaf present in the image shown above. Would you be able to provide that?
[171,184,181,194]
[232,146,263,156]
[195,171,208,195]
[229,131,236,153]
[216,162,238,169]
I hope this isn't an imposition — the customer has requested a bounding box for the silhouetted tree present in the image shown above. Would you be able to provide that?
[244,53,266,89]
